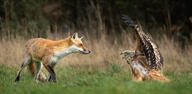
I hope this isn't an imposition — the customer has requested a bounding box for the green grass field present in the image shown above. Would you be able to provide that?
[0,64,192,94]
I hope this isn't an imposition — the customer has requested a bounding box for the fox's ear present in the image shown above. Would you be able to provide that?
[75,33,78,38]
[80,36,83,40]
[71,33,77,40]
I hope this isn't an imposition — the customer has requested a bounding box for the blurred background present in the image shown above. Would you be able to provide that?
[0,0,192,73]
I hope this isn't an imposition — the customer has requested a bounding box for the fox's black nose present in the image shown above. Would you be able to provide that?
[84,50,91,53]
[82,50,91,54]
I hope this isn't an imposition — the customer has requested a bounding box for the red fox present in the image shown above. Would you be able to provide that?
[15,33,91,83]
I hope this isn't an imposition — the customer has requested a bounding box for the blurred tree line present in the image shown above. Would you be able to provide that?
[0,0,191,43]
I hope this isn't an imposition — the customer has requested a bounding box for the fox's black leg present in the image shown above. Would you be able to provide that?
[15,64,24,82]
[47,65,56,82]
[15,56,32,82]
[44,65,56,82]
[47,75,52,81]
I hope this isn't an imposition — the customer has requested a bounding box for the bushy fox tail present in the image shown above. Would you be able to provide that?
[28,62,47,82]
[148,71,171,82]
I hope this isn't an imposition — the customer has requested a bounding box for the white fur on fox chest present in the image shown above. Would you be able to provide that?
[49,45,83,66]
[131,61,148,75]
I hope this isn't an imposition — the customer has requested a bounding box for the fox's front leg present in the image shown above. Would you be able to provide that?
[43,57,57,83]
[42,55,56,82]
[47,75,52,82]
[47,66,56,82]
[44,64,56,82]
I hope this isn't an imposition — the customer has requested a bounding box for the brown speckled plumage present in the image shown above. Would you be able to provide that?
[122,15,163,71]
[121,15,170,82]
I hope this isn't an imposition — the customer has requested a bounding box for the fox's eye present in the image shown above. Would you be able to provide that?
[79,44,83,46]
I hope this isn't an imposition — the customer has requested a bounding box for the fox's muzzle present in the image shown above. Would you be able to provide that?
[80,50,91,54]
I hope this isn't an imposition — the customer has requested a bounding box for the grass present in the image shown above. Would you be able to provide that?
[0,64,192,94]
[0,26,192,94]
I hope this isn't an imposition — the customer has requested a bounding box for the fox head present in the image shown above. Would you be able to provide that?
[70,33,91,54]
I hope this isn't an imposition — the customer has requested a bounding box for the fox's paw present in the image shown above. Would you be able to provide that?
[14,76,20,82]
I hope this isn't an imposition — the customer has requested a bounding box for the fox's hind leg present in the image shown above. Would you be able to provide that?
[34,62,43,83]
[15,56,32,82]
